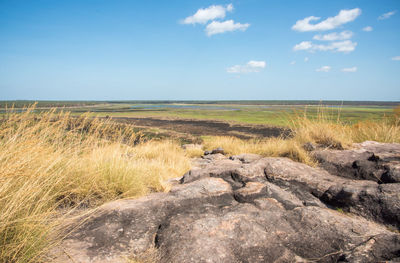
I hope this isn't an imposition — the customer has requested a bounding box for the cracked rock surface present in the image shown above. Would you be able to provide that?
[51,141,400,263]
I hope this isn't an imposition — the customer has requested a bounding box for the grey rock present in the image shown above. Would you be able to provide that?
[50,141,400,263]
[163,176,182,187]
[382,163,400,183]
[262,157,400,228]
[229,153,263,163]
[202,153,227,161]
[357,141,400,157]
[303,142,316,152]
[211,147,225,155]
[314,141,400,183]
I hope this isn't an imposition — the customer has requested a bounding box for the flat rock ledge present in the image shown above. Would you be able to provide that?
[50,141,400,263]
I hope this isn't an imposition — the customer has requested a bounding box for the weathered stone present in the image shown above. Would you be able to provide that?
[303,142,316,152]
[201,153,227,161]
[181,156,242,185]
[382,163,400,183]
[211,147,225,155]
[229,153,263,163]
[50,178,235,263]
[357,141,400,157]
[262,157,400,228]
[50,141,400,263]
[314,141,400,183]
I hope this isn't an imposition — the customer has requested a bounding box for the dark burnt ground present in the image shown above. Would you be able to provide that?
[111,117,291,140]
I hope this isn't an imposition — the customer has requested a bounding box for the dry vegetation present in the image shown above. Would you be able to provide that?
[1,105,399,263]
[203,107,400,166]
[0,107,191,263]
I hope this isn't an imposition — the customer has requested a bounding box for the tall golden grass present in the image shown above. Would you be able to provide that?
[203,108,400,165]
[0,107,191,263]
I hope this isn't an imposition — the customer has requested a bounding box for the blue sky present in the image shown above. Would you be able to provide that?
[0,0,399,101]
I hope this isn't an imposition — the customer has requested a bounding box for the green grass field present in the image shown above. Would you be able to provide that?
[1,101,397,127]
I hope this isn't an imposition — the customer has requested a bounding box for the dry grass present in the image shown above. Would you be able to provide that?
[291,107,400,145]
[203,108,400,166]
[0,107,191,263]
[202,136,315,165]
[350,119,400,143]
[182,145,204,158]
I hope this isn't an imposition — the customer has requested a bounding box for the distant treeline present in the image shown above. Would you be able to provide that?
[0,101,103,108]
[1,100,399,108]
[110,100,400,106]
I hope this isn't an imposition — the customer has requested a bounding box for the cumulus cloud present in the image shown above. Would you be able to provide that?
[293,40,357,53]
[316,66,331,72]
[392,56,400,61]
[292,8,361,32]
[227,60,266,73]
[378,10,396,20]
[206,20,250,36]
[290,61,296,65]
[182,4,233,24]
[341,67,357,72]
[362,26,373,32]
[313,30,353,41]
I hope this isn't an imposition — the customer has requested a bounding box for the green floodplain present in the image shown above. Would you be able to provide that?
[0,100,398,127]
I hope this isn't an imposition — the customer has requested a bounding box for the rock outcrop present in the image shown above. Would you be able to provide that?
[51,141,400,263]
[314,141,400,184]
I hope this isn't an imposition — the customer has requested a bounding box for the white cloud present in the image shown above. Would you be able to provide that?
[293,40,357,53]
[341,67,357,72]
[293,41,313,51]
[206,20,250,36]
[227,60,266,73]
[304,57,309,62]
[392,56,400,61]
[313,30,353,41]
[378,10,396,20]
[247,61,266,68]
[292,8,361,32]
[316,66,331,72]
[182,4,233,24]
[362,26,373,32]
[290,61,296,65]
